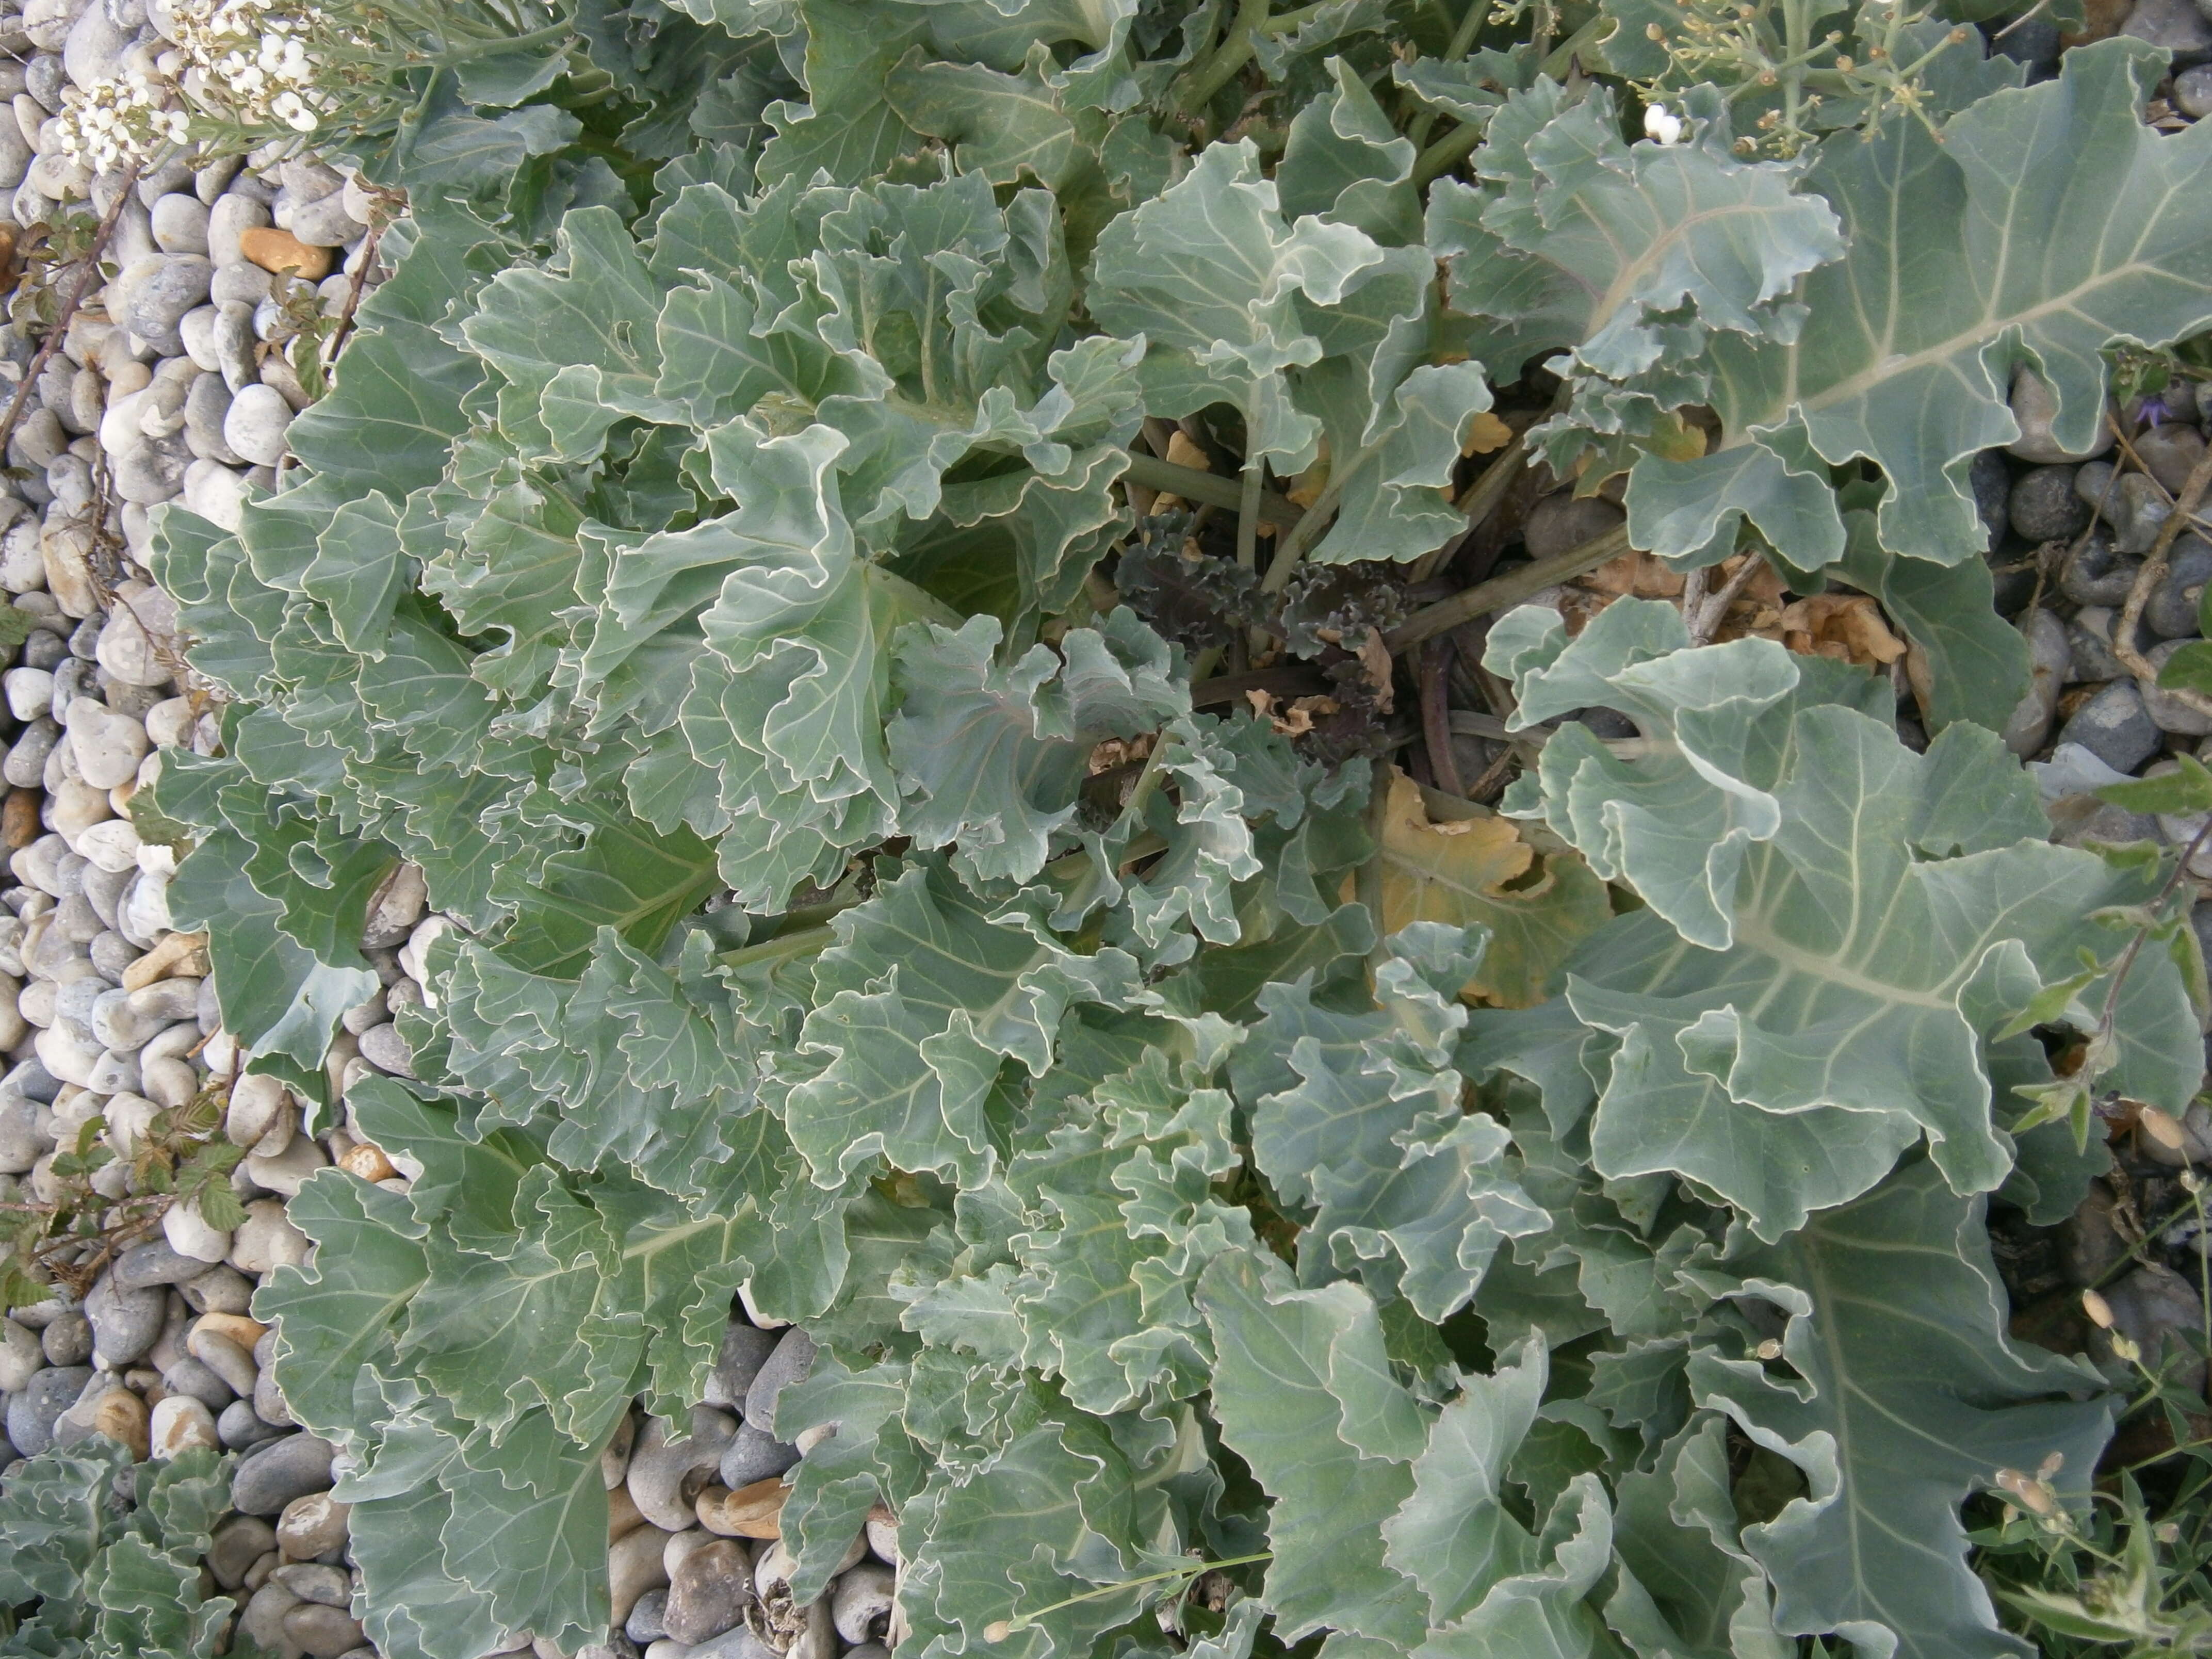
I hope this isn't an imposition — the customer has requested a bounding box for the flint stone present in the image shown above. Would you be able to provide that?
[276,1490,350,1559]
[230,1194,307,1272]
[286,189,364,249]
[286,1601,366,1659]
[161,1353,237,1409]
[627,1587,672,1645]
[2008,464,2090,544]
[685,1629,780,1659]
[0,1316,39,1390]
[2056,679,2164,773]
[2123,0,2212,56]
[150,191,209,254]
[150,1393,219,1458]
[2177,62,2212,117]
[272,1563,350,1607]
[2148,534,2212,639]
[207,191,269,267]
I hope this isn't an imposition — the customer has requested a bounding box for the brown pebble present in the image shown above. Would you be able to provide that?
[122,929,210,990]
[696,1475,788,1539]
[91,1388,150,1460]
[193,1310,269,1352]
[338,1141,396,1182]
[240,226,333,278]
[2,788,37,849]
[283,1600,366,1658]
[607,1478,646,1540]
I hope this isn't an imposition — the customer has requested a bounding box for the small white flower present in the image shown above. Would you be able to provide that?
[1644,103,1685,144]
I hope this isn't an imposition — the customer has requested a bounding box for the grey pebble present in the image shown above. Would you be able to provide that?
[663,1538,753,1644]
[224,383,293,468]
[117,254,215,354]
[743,1327,816,1435]
[85,1273,167,1364]
[2176,63,2212,118]
[627,1587,671,1645]
[209,260,273,307]
[2008,463,2089,544]
[718,1421,802,1490]
[685,1629,780,1659]
[2148,533,2212,639]
[40,1309,91,1364]
[702,1320,780,1412]
[115,1239,213,1291]
[2067,609,2129,683]
[1970,448,2011,553]
[150,192,210,255]
[284,1601,367,1658]
[162,1354,239,1410]
[355,1020,414,1078]
[2056,679,2165,773]
[2124,0,2212,58]
[271,1563,352,1607]
[5,1363,91,1457]
[218,1396,287,1451]
[2060,534,2142,608]
[184,371,241,465]
[232,1432,338,1515]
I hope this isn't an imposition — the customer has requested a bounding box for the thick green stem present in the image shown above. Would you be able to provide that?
[1408,0,1490,148]
[1123,452,1302,527]
[1412,117,1484,188]
[1176,0,1271,116]
[1384,523,1632,652]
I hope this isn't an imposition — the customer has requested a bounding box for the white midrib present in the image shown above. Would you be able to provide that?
[1730,914,1954,1011]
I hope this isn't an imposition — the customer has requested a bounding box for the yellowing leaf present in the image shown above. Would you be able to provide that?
[1363,770,1611,1007]
[1461,411,1514,457]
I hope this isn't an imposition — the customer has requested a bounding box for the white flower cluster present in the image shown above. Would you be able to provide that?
[53,0,353,171]
[54,70,189,172]
[173,0,346,134]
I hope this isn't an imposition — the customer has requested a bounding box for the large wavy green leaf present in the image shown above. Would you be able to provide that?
[1622,41,2212,569]
[1690,1163,2111,1659]
[1475,598,2196,1238]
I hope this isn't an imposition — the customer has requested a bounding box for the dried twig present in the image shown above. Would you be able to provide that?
[2114,442,2212,722]
[319,186,402,377]
[0,164,139,462]
[1419,637,1464,796]
[1685,552,1767,645]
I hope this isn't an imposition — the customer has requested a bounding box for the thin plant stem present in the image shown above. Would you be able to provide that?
[985,1553,1276,1640]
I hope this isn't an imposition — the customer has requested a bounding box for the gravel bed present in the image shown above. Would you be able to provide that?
[1,1,2209,1658]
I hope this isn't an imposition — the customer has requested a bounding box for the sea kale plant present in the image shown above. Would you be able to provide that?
[128,0,2212,1655]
